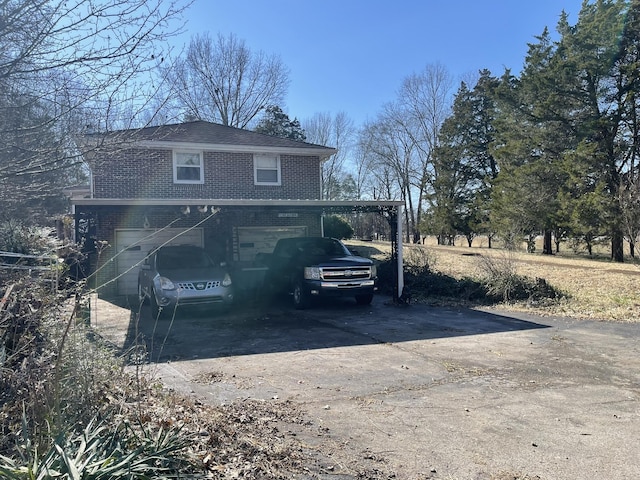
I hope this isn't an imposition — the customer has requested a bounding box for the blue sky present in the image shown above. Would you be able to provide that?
[175,0,585,126]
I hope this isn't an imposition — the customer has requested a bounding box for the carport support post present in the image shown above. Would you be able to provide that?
[396,204,404,299]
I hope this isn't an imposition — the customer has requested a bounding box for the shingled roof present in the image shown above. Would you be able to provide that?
[97,120,336,157]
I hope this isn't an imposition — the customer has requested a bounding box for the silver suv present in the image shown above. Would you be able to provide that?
[138,245,234,317]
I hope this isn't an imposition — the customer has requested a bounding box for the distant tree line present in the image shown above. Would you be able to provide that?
[329,0,640,261]
[257,1,640,262]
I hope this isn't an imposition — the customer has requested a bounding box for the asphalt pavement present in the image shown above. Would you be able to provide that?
[92,293,640,479]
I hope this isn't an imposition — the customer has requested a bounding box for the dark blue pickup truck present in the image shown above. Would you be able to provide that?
[262,237,377,309]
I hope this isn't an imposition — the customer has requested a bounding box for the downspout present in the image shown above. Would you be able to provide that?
[396,204,404,299]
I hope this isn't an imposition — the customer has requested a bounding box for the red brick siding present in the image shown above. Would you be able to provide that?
[92,149,321,200]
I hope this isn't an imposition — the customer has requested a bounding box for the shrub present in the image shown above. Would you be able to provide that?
[377,246,562,306]
[476,253,563,303]
[323,215,354,240]
[0,220,59,256]
[377,246,482,301]
[0,416,191,479]
[0,279,195,477]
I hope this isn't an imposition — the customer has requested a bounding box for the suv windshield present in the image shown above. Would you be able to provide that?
[156,247,213,270]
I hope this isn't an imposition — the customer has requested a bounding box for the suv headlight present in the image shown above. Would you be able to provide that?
[371,264,377,278]
[222,273,232,287]
[158,276,176,290]
[304,267,321,280]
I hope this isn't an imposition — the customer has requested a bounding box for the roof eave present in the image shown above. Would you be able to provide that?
[135,140,337,159]
[71,198,403,207]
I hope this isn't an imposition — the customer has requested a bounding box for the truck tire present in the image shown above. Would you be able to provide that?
[293,281,310,309]
[355,293,373,305]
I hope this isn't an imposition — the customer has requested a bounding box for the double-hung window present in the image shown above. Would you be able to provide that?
[254,153,281,186]
[173,151,204,184]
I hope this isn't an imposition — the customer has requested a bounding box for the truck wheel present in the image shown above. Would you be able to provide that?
[355,293,373,305]
[293,281,310,309]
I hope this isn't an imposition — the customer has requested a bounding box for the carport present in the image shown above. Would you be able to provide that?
[72,198,406,300]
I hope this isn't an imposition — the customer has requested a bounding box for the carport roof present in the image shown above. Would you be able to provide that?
[72,198,404,210]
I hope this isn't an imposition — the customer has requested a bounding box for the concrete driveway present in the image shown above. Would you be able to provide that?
[92,294,640,479]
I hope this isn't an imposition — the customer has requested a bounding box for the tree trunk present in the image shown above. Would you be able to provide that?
[543,230,553,255]
[611,229,624,263]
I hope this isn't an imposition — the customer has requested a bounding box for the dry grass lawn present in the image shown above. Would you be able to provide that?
[348,237,640,322]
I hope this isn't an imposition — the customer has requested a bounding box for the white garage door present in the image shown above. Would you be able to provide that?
[234,226,307,262]
[115,228,204,295]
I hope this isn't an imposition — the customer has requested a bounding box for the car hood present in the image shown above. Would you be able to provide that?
[156,266,228,282]
[305,255,373,267]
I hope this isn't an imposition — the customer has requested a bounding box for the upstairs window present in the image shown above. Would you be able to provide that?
[254,153,281,185]
[173,151,204,184]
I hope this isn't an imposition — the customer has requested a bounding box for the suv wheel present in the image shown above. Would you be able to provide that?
[150,289,163,318]
[293,281,309,309]
[138,283,148,305]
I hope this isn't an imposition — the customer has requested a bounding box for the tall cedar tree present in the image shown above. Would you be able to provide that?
[490,1,639,261]
[553,0,632,261]
[433,70,500,246]
[254,105,306,141]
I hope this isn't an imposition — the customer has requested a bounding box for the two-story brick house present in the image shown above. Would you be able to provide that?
[70,120,405,298]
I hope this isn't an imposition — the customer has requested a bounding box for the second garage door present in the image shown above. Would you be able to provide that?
[234,226,307,262]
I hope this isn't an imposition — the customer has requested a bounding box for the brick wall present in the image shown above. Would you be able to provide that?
[91,148,322,200]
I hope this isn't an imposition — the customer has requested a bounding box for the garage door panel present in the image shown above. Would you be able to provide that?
[234,226,307,263]
[115,228,203,295]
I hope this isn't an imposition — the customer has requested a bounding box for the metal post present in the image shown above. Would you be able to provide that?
[396,204,404,299]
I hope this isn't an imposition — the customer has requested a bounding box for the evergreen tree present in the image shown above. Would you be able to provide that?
[552,0,632,261]
[491,24,578,254]
[254,105,306,141]
[433,70,500,245]
[489,1,637,260]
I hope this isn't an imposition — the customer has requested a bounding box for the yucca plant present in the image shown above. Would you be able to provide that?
[0,415,194,480]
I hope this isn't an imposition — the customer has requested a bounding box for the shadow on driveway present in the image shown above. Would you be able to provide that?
[94,294,550,364]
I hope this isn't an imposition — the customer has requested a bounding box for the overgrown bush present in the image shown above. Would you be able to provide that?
[377,246,562,305]
[377,246,483,301]
[0,277,198,477]
[0,220,59,256]
[476,253,563,304]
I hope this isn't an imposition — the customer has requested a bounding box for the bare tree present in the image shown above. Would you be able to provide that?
[352,132,379,201]
[0,0,188,221]
[360,111,418,243]
[395,63,454,242]
[166,32,290,128]
[303,112,355,200]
